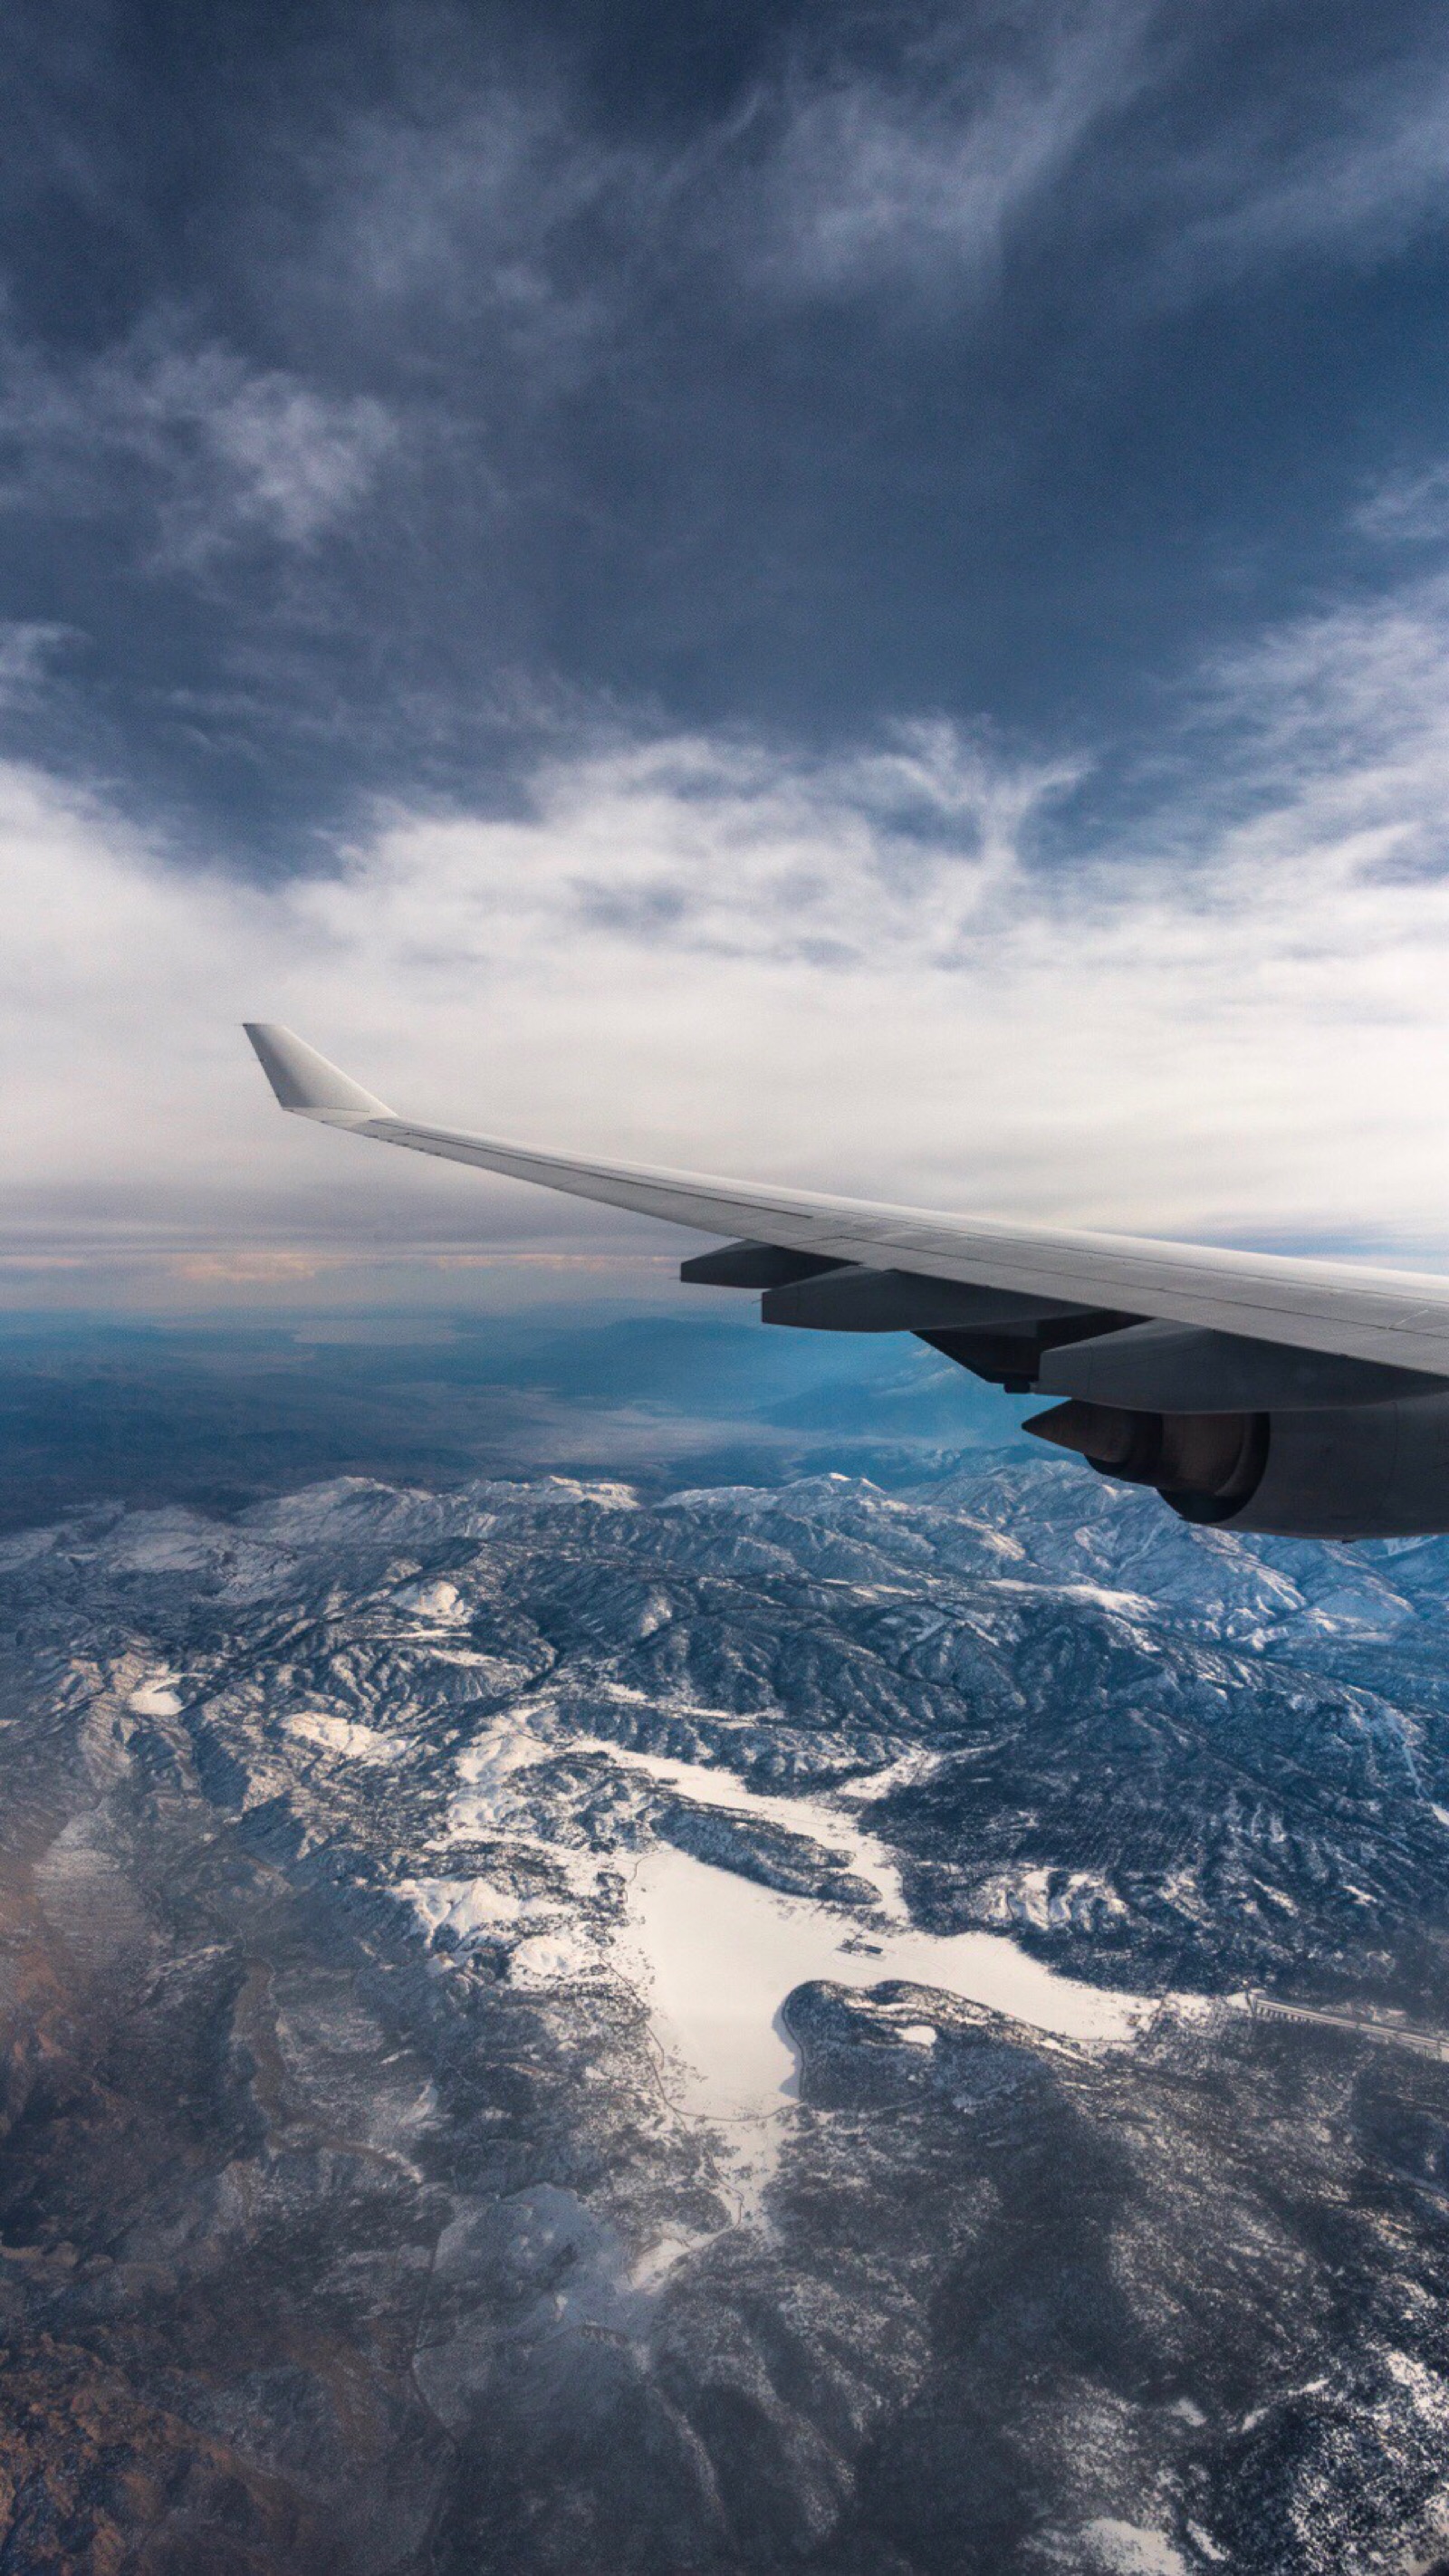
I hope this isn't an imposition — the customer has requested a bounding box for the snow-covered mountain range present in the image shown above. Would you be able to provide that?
[3,1456,1449,2572]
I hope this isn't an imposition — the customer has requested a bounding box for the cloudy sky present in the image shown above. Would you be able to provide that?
[5,0,1449,1307]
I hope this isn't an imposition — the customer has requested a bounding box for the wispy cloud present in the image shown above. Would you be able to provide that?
[725,4,1449,307]
[1171,43,1449,283]
[272,6,1156,330]
[242,5,1449,369]
[740,0,1154,301]
[1355,461,1449,548]
[0,320,396,566]
[0,619,70,707]
[301,85,631,377]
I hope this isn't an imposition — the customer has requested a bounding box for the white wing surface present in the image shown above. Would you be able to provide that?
[243,1023,1449,1382]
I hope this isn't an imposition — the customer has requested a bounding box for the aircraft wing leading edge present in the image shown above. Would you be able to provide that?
[242,1022,1449,1377]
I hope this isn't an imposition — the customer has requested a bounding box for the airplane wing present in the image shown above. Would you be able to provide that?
[244,1021,1449,1378]
[244,1022,1449,1540]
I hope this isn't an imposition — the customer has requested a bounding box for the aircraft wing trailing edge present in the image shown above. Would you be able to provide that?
[243,1021,1449,1540]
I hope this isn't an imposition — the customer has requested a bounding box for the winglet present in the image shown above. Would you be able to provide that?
[243,1023,396,1121]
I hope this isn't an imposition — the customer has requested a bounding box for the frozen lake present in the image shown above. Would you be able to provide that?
[623,1828,1147,2209]
[438,1715,1152,2212]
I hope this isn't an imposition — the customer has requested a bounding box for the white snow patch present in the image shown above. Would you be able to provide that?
[448,1716,562,1833]
[1076,2521,1187,2576]
[837,1748,945,1804]
[571,1739,897,1902]
[102,1509,238,1573]
[1158,1869,1209,1921]
[398,1875,531,1940]
[390,1577,470,1622]
[973,1864,1127,1933]
[628,2230,711,2290]
[127,1671,182,1718]
[0,1527,60,1570]
[398,1854,609,1957]
[508,1927,607,1989]
[286,1711,405,1764]
[1239,2373,1329,2434]
[1061,1584,1156,1618]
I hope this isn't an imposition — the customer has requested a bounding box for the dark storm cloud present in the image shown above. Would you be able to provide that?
[1,0,1447,859]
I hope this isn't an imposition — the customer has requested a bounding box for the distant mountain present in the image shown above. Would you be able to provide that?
[1,1457,1448,2572]
[0,1307,1032,1527]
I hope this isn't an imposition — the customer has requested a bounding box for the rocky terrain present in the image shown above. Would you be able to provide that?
[2,1456,1449,2571]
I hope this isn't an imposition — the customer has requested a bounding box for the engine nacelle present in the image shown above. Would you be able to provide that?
[1224,1395,1449,1537]
[1027,1392,1449,1538]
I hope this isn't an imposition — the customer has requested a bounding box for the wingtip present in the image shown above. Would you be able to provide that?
[243,1023,396,1120]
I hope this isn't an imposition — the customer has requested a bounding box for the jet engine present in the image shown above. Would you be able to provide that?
[1028,1392,1449,1538]
[696,1247,1449,1538]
